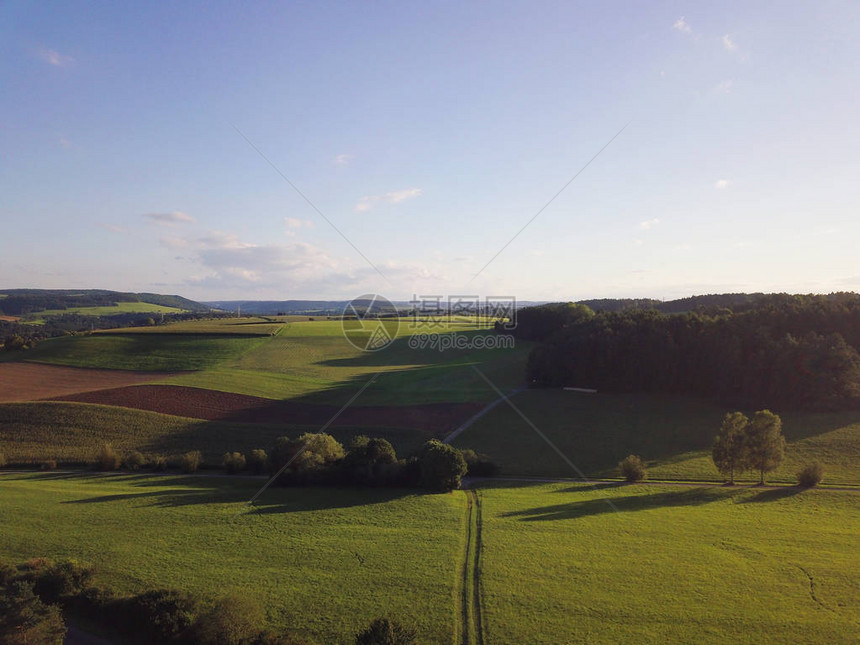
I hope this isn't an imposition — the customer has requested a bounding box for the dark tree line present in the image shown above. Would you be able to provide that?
[519,294,860,411]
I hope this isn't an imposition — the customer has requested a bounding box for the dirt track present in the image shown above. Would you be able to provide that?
[51,384,483,433]
[0,363,172,402]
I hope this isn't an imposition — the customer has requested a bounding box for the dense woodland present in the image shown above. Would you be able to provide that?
[0,289,208,316]
[516,293,860,411]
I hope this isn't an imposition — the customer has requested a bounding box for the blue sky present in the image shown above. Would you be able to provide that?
[2,1,859,301]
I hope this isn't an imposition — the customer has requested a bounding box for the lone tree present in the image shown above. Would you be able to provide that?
[712,412,750,484]
[418,440,467,492]
[745,410,785,484]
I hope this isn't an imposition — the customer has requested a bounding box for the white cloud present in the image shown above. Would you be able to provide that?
[714,79,734,94]
[355,188,423,212]
[715,179,732,189]
[722,34,737,52]
[334,154,353,165]
[143,211,196,226]
[39,48,74,67]
[285,217,313,229]
[639,218,661,230]
[673,17,692,34]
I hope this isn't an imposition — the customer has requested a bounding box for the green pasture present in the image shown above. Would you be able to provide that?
[97,316,287,335]
[24,301,186,320]
[453,389,860,484]
[0,473,463,644]
[478,481,860,644]
[0,402,431,464]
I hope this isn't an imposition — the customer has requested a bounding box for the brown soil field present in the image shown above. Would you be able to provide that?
[52,384,483,434]
[0,315,20,322]
[0,363,174,403]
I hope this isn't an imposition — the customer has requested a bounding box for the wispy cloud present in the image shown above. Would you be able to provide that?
[355,187,423,212]
[715,179,732,189]
[639,218,661,230]
[673,17,692,34]
[722,34,737,52]
[39,48,74,67]
[95,223,125,234]
[143,211,196,226]
[58,136,71,148]
[713,79,734,94]
[285,217,313,229]
[333,154,353,166]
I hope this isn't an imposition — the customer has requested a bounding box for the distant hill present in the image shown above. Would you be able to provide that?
[202,299,551,315]
[0,289,210,316]
[578,293,775,314]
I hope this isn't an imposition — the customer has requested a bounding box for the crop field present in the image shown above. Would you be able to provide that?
[0,472,464,644]
[97,316,288,335]
[24,301,187,320]
[477,481,860,644]
[453,388,860,485]
[0,402,432,464]
[0,363,169,402]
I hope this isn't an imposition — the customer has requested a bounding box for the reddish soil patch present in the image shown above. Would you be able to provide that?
[0,363,175,403]
[0,316,19,322]
[52,384,483,434]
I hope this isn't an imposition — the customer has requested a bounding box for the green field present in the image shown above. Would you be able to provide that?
[0,402,430,465]
[478,481,860,644]
[0,473,463,644]
[98,316,287,335]
[453,389,860,485]
[24,301,186,320]
[1,334,268,371]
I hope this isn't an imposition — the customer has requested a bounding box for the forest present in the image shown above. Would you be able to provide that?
[517,293,860,411]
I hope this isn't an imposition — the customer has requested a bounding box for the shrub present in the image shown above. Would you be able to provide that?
[418,440,467,492]
[150,455,169,471]
[123,450,147,470]
[222,452,247,474]
[31,559,94,604]
[114,589,201,642]
[0,452,6,468]
[96,444,121,471]
[41,459,57,471]
[180,450,203,474]
[246,449,268,475]
[797,462,823,487]
[0,581,66,645]
[0,561,16,586]
[192,594,265,645]
[460,449,500,477]
[355,617,418,645]
[619,454,646,482]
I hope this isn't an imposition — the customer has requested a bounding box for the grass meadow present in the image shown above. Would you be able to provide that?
[0,472,464,644]
[0,402,431,464]
[453,388,860,484]
[24,301,186,320]
[478,481,860,644]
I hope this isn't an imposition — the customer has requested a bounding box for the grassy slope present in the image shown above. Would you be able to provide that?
[1,334,268,371]
[0,473,463,645]
[478,481,860,644]
[0,402,431,464]
[453,389,860,484]
[97,317,286,335]
[27,301,186,318]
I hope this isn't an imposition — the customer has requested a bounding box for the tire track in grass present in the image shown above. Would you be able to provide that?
[459,488,485,645]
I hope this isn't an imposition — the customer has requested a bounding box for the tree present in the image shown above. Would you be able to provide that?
[745,410,785,484]
[797,462,823,487]
[96,444,121,470]
[0,581,66,645]
[418,440,467,491]
[712,412,750,484]
[355,617,417,645]
[618,454,646,482]
[192,594,265,645]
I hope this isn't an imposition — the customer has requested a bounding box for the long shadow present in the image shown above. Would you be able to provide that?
[501,487,739,521]
[738,486,803,503]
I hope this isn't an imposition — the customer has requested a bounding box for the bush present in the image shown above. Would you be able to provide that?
[150,455,169,471]
[41,459,57,471]
[797,462,823,487]
[192,594,265,645]
[123,450,147,470]
[222,452,247,474]
[0,452,6,468]
[355,617,417,645]
[460,449,500,477]
[246,449,268,475]
[96,444,121,471]
[31,559,94,604]
[0,581,66,645]
[418,440,467,492]
[114,589,200,642]
[619,454,646,482]
[180,450,203,474]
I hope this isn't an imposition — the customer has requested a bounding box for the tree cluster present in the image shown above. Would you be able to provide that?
[521,294,860,410]
[712,410,786,484]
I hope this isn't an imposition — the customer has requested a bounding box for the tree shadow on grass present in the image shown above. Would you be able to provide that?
[501,487,739,522]
[737,486,803,503]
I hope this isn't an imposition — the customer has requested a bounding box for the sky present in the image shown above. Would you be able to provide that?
[2,1,859,302]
